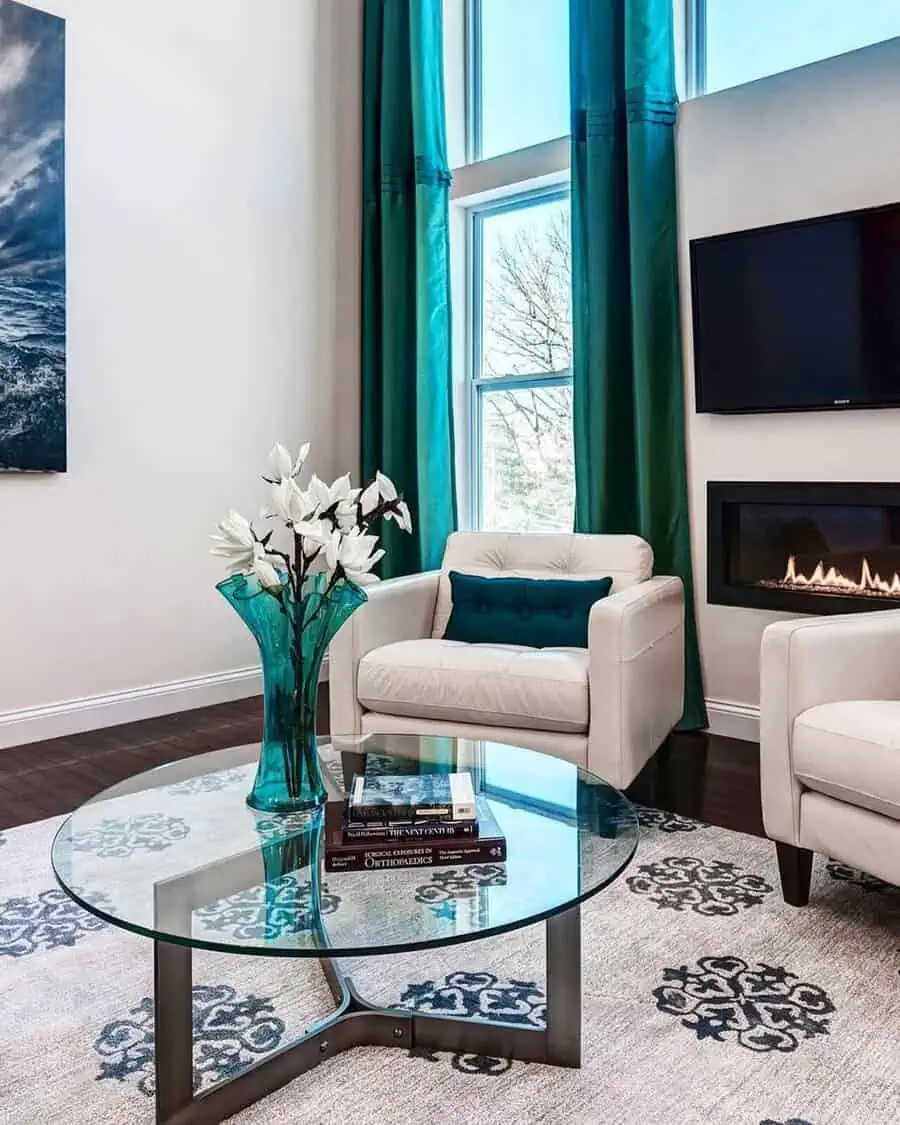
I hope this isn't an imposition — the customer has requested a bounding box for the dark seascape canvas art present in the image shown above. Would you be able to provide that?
[0,1,65,472]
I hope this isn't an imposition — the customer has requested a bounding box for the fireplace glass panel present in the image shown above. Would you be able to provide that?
[727,502,900,601]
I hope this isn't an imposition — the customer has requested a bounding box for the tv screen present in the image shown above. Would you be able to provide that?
[690,201,900,414]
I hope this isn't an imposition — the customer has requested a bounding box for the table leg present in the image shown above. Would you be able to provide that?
[154,939,194,1125]
[545,904,582,1067]
[151,911,583,1124]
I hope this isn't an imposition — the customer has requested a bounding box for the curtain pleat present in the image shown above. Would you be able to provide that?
[361,0,457,577]
[570,0,708,729]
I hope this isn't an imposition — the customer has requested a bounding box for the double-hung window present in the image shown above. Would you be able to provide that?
[450,0,573,533]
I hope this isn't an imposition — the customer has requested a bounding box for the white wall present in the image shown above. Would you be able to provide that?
[0,0,362,745]
[677,37,900,730]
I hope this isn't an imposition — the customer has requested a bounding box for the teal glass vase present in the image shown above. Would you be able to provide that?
[218,570,366,813]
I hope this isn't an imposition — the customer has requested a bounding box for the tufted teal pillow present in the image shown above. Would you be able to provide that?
[443,571,613,649]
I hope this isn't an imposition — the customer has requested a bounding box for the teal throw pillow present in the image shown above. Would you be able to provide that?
[443,571,613,649]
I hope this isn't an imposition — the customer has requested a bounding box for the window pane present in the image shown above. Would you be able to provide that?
[480,198,571,379]
[706,0,900,94]
[481,383,575,532]
[477,0,569,159]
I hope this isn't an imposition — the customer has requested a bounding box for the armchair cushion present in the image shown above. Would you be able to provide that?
[357,638,590,734]
[793,700,900,822]
[443,571,613,649]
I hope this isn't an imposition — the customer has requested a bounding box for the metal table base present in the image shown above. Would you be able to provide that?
[154,903,582,1125]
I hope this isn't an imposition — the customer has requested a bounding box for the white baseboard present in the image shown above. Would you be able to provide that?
[705,698,760,744]
[0,667,263,750]
[0,655,335,751]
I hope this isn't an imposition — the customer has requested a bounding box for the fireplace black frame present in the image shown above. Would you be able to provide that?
[708,481,900,615]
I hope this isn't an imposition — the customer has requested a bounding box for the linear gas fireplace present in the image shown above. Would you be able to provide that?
[708,482,900,614]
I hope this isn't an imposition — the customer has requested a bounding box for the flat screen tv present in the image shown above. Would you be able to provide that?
[690,200,900,414]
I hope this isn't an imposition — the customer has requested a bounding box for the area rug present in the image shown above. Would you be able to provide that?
[1,803,899,1125]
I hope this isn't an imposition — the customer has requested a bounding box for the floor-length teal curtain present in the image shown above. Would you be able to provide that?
[570,0,707,729]
[361,0,457,578]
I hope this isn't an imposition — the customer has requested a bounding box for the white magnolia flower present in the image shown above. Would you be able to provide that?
[268,441,310,482]
[329,474,360,505]
[335,498,360,531]
[253,555,282,591]
[388,499,413,534]
[268,478,305,525]
[307,474,332,510]
[359,479,380,517]
[210,510,257,572]
[293,519,331,555]
[325,528,385,584]
[375,470,398,502]
[307,473,361,515]
[213,443,408,596]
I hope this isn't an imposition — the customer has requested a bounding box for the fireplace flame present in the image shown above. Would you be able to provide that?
[781,555,900,597]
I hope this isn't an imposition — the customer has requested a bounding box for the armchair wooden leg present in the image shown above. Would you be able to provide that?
[775,842,814,907]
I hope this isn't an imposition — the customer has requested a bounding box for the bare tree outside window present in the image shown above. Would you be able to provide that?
[479,201,574,532]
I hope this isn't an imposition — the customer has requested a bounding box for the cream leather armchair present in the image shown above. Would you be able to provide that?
[329,531,686,789]
[761,611,900,905]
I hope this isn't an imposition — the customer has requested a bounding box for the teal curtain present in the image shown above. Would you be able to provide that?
[361,0,457,577]
[570,0,707,729]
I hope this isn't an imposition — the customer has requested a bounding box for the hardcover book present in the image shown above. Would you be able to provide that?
[325,797,505,873]
[341,814,478,843]
[347,771,477,823]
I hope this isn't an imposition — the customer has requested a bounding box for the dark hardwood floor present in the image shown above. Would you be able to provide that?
[0,693,763,837]
[0,698,262,831]
[627,729,764,838]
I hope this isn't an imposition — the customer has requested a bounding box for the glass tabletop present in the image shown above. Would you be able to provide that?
[51,734,638,958]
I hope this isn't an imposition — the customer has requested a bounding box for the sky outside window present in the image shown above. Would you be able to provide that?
[706,0,900,93]
[478,0,570,159]
[474,0,900,151]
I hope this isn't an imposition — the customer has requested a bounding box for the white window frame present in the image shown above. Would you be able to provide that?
[448,0,700,527]
[450,0,574,529]
[683,0,707,98]
[466,186,573,530]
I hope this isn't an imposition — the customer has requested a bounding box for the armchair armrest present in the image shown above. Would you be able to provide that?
[760,610,900,844]
[329,571,440,735]
[587,576,685,788]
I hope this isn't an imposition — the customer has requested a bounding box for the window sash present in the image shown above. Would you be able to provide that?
[468,187,573,529]
[474,375,574,531]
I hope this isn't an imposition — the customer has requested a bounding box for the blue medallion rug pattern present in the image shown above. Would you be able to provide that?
[252,811,319,843]
[399,970,545,1029]
[94,984,287,1098]
[414,863,508,920]
[652,956,835,1051]
[399,971,544,1075]
[635,806,708,834]
[0,887,107,957]
[826,860,896,895]
[195,874,341,942]
[626,857,774,916]
[69,813,190,858]
[167,768,249,796]
[1,804,899,1122]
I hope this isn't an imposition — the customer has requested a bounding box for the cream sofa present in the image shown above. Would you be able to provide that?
[329,531,686,789]
[761,611,900,905]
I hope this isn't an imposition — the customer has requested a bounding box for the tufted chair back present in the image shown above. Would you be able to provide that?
[430,531,654,638]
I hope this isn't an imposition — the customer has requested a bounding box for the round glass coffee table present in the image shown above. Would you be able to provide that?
[52,734,638,1125]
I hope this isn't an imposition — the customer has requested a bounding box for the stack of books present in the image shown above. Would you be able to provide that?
[324,771,507,872]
